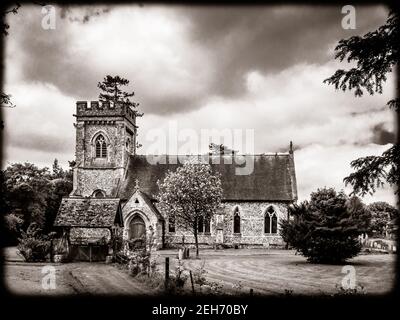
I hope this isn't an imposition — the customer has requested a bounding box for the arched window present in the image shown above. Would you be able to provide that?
[93,190,105,198]
[168,215,175,233]
[204,217,210,233]
[271,214,278,234]
[95,134,107,158]
[198,216,204,233]
[265,206,278,234]
[264,214,271,233]
[233,207,241,234]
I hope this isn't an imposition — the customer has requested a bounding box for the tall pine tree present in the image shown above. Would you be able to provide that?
[98,75,144,151]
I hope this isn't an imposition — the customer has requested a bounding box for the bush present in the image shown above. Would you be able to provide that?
[192,260,207,286]
[128,250,151,276]
[280,188,370,264]
[3,213,24,245]
[17,223,52,262]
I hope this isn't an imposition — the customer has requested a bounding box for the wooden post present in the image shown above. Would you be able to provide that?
[250,288,253,296]
[165,257,170,290]
[190,270,195,294]
[50,239,54,262]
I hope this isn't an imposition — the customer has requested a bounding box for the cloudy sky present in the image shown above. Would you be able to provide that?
[2,4,397,204]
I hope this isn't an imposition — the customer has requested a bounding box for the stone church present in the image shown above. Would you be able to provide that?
[54,101,297,261]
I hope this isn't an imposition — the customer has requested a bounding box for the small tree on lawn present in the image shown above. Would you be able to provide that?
[280,187,371,264]
[367,201,398,238]
[157,161,223,258]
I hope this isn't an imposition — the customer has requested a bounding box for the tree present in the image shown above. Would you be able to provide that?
[324,10,399,196]
[97,75,144,151]
[208,143,237,155]
[367,201,398,237]
[97,75,143,117]
[1,161,73,237]
[157,161,223,257]
[1,3,21,36]
[280,188,371,264]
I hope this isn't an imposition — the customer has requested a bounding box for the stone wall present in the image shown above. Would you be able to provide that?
[75,167,124,197]
[75,121,131,168]
[159,201,290,248]
[73,114,135,196]
[69,227,111,244]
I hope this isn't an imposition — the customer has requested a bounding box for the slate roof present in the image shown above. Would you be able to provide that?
[54,198,123,227]
[118,154,297,202]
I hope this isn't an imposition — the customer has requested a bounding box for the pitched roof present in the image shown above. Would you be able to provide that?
[54,198,123,227]
[118,154,297,202]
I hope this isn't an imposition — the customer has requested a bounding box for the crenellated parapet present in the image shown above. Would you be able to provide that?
[75,100,137,125]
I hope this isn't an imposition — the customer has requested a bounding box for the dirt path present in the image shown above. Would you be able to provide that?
[64,263,154,295]
[4,247,395,296]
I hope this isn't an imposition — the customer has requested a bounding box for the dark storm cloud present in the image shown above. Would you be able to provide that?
[7,132,73,153]
[180,5,389,98]
[8,5,389,115]
[8,7,103,98]
[371,123,396,145]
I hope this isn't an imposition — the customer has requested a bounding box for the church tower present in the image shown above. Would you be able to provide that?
[70,100,137,197]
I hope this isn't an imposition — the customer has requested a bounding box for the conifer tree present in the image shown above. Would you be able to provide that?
[280,188,371,263]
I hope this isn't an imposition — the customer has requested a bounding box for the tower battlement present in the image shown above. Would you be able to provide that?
[76,100,137,125]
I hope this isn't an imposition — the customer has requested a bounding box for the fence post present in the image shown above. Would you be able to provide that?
[190,270,195,294]
[165,257,170,290]
[250,288,253,296]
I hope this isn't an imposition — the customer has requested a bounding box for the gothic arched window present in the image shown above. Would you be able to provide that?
[198,216,204,233]
[233,207,241,234]
[265,206,278,234]
[95,134,107,158]
[264,214,271,234]
[168,215,175,233]
[204,217,210,233]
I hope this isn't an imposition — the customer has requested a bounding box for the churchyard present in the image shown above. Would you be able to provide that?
[4,247,395,296]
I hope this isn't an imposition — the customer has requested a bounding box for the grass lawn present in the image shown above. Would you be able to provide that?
[3,247,396,296]
[156,248,396,295]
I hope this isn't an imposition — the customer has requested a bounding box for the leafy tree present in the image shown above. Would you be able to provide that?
[280,188,371,264]
[324,10,399,196]
[157,161,223,257]
[1,3,23,128]
[3,162,53,229]
[17,222,55,262]
[3,213,24,245]
[367,201,398,237]
[1,3,21,36]
[1,161,73,239]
